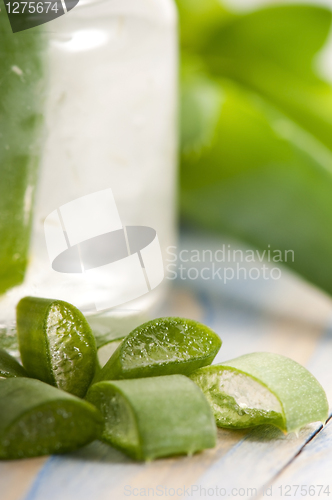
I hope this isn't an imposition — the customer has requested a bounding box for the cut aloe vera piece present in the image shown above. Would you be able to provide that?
[0,377,103,459]
[86,375,216,461]
[0,349,28,378]
[98,317,222,381]
[17,297,97,398]
[190,352,329,433]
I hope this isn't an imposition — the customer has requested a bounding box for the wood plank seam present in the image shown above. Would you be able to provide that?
[255,414,332,498]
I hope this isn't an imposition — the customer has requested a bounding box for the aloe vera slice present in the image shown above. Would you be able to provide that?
[190,352,329,433]
[17,297,97,398]
[0,378,103,459]
[86,375,216,461]
[0,349,28,378]
[98,317,222,381]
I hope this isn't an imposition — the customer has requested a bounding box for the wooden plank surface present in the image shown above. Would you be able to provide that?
[263,418,332,498]
[1,232,332,500]
[0,457,46,500]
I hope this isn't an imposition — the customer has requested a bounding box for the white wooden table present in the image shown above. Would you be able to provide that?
[2,231,332,500]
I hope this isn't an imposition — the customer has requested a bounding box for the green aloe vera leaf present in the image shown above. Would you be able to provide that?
[98,317,222,381]
[0,349,28,378]
[86,375,216,461]
[179,4,332,297]
[181,69,224,154]
[17,297,97,398]
[180,74,332,295]
[190,352,329,433]
[0,377,103,460]
[175,0,233,52]
[199,5,332,152]
[0,12,46,295]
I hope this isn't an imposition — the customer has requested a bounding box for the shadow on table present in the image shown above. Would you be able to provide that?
[67,440,131,464]
[244,423,322,444]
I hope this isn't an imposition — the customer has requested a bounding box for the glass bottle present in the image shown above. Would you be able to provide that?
[0,0,177,342]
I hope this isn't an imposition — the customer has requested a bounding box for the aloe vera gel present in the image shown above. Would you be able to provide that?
[191,353,329,432]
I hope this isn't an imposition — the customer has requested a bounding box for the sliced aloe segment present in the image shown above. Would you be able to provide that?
[0,349,28,378]
[98,317,222,381]
[190,352,329,433]
[0,378,103,459]
[17,297,97,397]
[86,375,216,461]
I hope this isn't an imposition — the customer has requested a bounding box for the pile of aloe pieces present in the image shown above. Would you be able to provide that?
[0,296,328,461]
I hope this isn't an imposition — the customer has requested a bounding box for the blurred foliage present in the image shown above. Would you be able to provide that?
[177,0,332,295]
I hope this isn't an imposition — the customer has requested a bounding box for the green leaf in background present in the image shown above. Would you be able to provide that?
[181,78,332,294]
[199,5,332,150]
[180,71,224,154]
[176,0,233,52]
[178,1,332,295]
